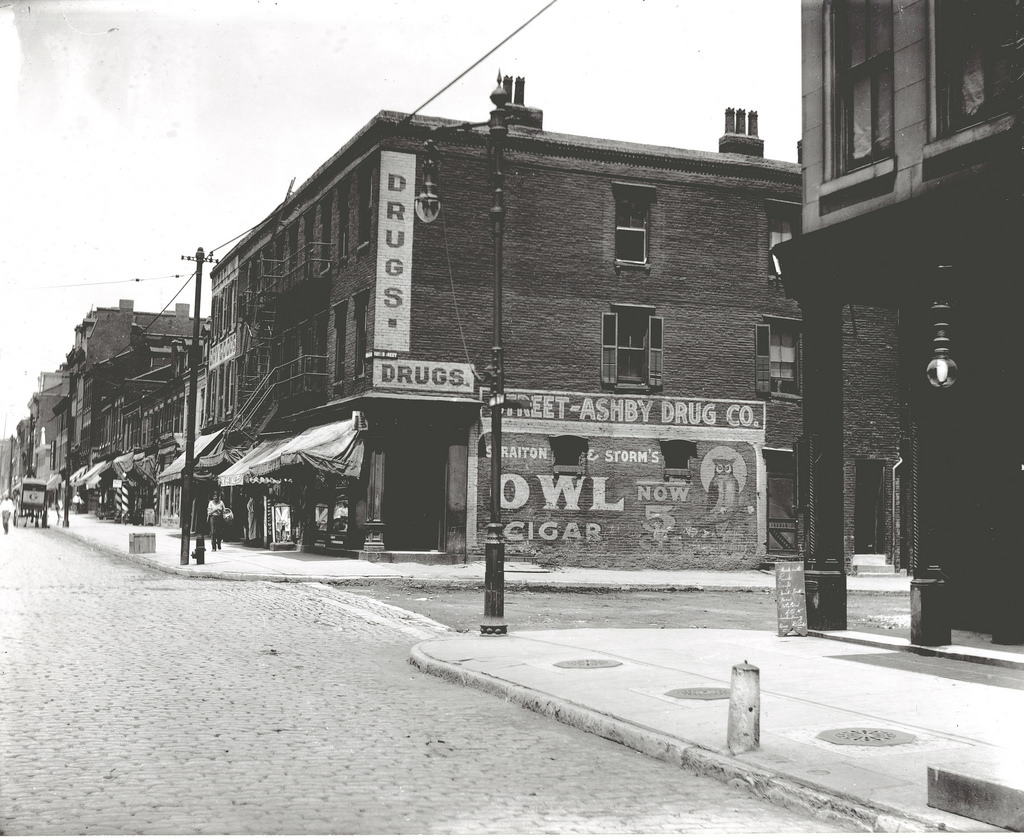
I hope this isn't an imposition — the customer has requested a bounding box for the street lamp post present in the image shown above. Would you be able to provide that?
[416,77,511,636]
[481,80,509,637]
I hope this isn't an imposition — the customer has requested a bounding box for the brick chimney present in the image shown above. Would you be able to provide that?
[505,75,543,130]
[719,107,764,157]
[175,303,190,318]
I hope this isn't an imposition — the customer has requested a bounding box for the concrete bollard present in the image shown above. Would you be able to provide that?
[727,662,760,754]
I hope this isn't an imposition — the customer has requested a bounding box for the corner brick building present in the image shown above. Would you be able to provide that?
[205,82,899,572]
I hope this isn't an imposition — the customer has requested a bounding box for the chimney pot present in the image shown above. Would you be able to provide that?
[736,109,746,135]
[514,76,525,105]
[725,107,736,134]
[748,110,758,137]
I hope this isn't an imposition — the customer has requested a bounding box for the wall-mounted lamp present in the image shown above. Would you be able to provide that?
[414,139,441,224]
[926,300,958,388]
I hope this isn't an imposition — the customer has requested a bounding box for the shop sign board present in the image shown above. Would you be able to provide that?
[484,387,765,430]
[374,151,416,353]
[775,561,808,636]
[373,359,474,395]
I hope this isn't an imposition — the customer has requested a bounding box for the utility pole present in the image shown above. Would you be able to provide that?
[179,247,215,565]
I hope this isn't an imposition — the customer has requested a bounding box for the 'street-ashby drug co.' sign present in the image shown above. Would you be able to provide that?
[489,389,766,429]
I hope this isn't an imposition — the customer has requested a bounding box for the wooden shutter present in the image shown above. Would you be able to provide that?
[601,313,618,385]
[755,323,771,396]
[648,315,663,387]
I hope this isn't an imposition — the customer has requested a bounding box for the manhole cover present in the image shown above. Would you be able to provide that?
[553,659,622,669]
[665,687,731,700]
[817,728,916,746]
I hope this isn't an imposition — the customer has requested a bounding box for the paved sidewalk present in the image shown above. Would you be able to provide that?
[45,512,911,592]
[45,513,1024,832]
[412,629,1023,833]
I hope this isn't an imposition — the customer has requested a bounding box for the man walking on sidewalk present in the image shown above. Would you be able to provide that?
[1,493,15,534]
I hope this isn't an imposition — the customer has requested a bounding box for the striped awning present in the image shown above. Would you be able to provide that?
[73,460,112,489]
[157,430,225,484]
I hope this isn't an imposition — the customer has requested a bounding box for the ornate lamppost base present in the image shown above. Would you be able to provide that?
[480,619,508,637]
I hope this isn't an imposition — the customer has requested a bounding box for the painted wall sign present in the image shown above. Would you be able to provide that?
[374,151,416,353]
[485,388,765,430]
[476,434,760,564]
[373,359,474,394]
[210,333,237,368]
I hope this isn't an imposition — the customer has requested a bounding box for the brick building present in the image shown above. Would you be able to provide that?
[773,1,1021,643]
[62,299,200,516]
[206,83,841,571]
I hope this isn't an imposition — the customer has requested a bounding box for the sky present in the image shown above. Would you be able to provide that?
[0,0,801,438]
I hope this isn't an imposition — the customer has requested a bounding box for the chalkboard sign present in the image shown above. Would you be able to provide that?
[775,561,808,637]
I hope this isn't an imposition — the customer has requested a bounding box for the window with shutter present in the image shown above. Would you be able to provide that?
[601,306,663,390]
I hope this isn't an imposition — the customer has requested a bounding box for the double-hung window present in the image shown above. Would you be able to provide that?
[613,182,655,265]
[602,306,663,389]
[832,0,894,174]
[935,0,1014,137]
[756,321,801,397]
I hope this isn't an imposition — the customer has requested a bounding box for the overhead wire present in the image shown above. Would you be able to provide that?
[42,0,562,388]
[399,0,560,126]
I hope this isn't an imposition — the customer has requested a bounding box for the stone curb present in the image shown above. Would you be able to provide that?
[45,527,910,595]
[409,642,950,834]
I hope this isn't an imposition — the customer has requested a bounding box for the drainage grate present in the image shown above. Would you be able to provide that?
[816,727,917,747]
[553,659,622,669]
[665,687,730,700]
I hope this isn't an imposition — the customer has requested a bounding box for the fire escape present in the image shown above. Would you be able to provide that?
[228,241,332,444]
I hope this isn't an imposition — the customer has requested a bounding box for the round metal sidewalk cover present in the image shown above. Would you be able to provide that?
[817,728,916,746]
[553,659,622,669]
[665,686,730,700]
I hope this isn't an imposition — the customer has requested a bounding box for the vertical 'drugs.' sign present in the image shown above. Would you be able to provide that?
[375,151,416,353]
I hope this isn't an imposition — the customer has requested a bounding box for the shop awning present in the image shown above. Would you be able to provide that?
[113,452,136,479]
[219,419,361,486]
[46,473,62,490]
[250,419,361,480]
[68,465,89,486]
[157,430,225,484]
[218,437,293,487]
[75,460,112,489]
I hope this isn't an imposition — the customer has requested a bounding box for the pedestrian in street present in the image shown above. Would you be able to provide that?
[1,493,15,534]
[207,491,226,551]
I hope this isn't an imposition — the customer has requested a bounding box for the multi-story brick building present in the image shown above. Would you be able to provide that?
[209,82,829,571]
[773,0,1020,644]
[62,299,199,515]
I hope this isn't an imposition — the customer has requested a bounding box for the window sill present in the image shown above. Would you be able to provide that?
[769,391,802,402]
[614,260,652,275]
[923,114,1015,182]
[926,114,1014,160]
[609,383,658,394]
[820,157,895,198]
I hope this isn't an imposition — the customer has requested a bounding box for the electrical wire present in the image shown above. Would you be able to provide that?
[440,203,472,368]
[400,0,560,126]
[37,274,185,290]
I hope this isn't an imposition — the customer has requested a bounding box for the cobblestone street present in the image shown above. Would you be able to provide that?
[1,528,842,834]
